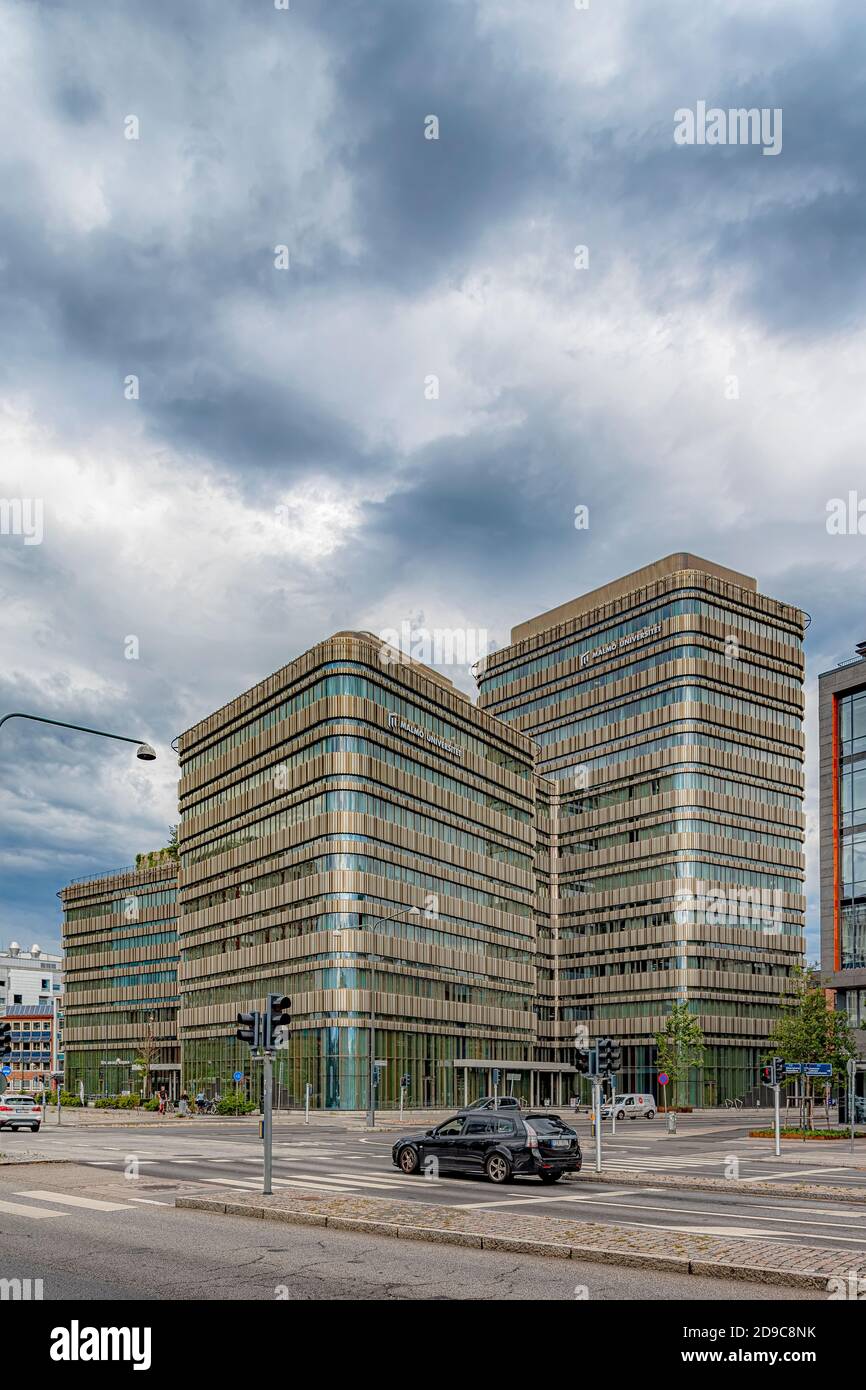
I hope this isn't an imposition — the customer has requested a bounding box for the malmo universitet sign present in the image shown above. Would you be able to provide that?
[579,622,662,669]
[387,710,464,760]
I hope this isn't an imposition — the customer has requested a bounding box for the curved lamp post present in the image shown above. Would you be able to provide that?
[0,712,156,761]
[1,711,156,1114]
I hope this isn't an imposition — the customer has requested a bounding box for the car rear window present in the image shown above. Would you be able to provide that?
[526,1117,573,1135]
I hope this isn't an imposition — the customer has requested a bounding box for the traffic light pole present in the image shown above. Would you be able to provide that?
[262,1049,273,1196]
[594,1078,602,1174]
[773,1082,781,1157]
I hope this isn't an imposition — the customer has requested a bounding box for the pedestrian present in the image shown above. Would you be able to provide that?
[158,1086,166,1116]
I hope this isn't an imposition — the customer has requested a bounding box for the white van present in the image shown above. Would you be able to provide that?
[601,1093,656,1120]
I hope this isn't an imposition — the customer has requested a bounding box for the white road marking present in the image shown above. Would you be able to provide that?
[15,1190,135,1212]
[0,1198,62,1219]
[456,1189,636,1210]
[127,1197,171,1206]
[749,1168,847,1181]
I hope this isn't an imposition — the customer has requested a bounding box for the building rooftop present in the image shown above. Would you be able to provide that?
[510,552,759,644]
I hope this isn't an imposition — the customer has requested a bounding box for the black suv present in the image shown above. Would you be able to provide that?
[392,1111,582,1185]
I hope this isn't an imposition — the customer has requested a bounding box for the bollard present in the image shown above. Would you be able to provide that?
[667,1112,677,1135]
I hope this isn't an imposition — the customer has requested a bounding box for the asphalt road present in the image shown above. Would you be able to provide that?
[0,1166,821,1301]
[6,1113,866,1257]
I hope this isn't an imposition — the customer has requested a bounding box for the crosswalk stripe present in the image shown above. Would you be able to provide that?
[15,1190,135,1212]
[0,1198,62,1219]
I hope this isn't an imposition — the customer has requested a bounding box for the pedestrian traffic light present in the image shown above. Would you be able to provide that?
[608,1041,622,1073]
[772,1057,786,1085]
[264,994,291,1050]
[0,1022,11,1060]
[575,1050,590,1075]
[761,1064,772,1086]
[236,1011,261,1049]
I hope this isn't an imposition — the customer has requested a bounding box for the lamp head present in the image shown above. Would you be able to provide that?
[136,743,157,762]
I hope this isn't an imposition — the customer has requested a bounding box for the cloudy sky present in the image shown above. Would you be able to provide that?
[1,0,864,956]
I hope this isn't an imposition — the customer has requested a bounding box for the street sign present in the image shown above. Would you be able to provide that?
[804,1062,833,1078]
[1,1065,10,1076]
[232,1071,243,1081]
[658,1072,669,1087]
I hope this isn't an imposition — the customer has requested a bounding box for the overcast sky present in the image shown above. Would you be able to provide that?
[1,0,864,956]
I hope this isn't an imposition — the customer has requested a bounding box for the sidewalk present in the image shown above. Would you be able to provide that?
[176,1185,864,1290]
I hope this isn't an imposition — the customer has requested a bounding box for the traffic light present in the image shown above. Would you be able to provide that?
[492,1067,501,1088]
[575,1050,590,1075]
[608,1041,622,1074]
[400,1073,411,1089]
[596,1037,611,1074]
[236,1010,261,1049]
[772,1057,786,1085]
[264,995,291,1051]
[761,1064,772,1085]
[0,1022,11,1060]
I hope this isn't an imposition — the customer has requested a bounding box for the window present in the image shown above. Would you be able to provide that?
[435,1118,465,1136]
[465,1120,492,1135]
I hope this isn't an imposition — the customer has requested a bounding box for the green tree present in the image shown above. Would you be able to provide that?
[132,1013,159,1101]
[766,965,855,1130]
[655,1002,706,1107]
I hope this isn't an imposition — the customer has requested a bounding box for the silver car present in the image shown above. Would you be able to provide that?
[0,1096,42,1131]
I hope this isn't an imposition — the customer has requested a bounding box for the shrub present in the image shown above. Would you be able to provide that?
[216,1094,257,1115]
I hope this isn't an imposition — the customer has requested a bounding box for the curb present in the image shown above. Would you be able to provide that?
[175,1194,842,1289]
[0,1156,71,1167]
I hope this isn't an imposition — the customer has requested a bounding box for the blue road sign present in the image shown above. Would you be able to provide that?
[232,1071,243,1081]
[804,1062,833,1078]
[1,1066,10,1076]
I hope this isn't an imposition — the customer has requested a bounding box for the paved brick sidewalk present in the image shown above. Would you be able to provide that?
[177,1186,864,1290]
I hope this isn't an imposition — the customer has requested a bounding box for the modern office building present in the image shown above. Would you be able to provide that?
[0,942,62,1008]
[0,1003,54,1093]
[819,641,866,1117]
[59,553,809,1109]
[59,861,179,1098]
[175,630,569,1108]
[477,553,807,1103]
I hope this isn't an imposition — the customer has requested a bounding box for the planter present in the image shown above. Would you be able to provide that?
[749,1128,865,1140]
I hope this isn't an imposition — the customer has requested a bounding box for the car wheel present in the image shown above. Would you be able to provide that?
[485,1152,512,1184]
[616,1109,625,1120]
[398,1145,419,1175]
[645,1110,655,1119]
[33,1124,41,1131]
[539,1171,562,1184]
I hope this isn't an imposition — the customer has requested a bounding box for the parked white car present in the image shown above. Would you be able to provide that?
[0,1095,42,1131]
[601,1093,656,1120]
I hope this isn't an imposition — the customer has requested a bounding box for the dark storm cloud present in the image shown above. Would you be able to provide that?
[2,0,865,954]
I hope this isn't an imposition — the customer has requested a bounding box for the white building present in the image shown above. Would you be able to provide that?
[0,942,62,1008]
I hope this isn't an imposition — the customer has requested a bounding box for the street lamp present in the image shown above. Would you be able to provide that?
[0,712,157,762]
